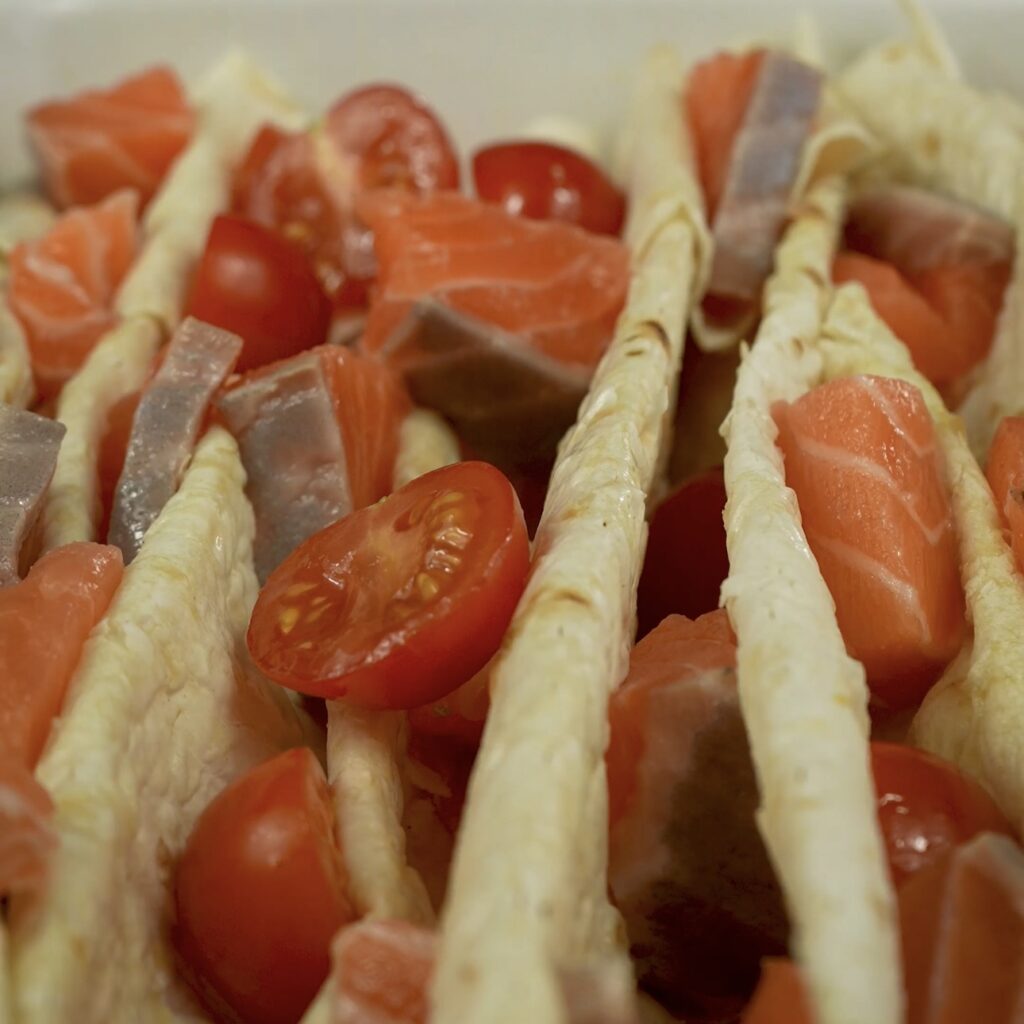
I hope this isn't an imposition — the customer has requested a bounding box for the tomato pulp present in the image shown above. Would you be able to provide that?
[248,462,530,709]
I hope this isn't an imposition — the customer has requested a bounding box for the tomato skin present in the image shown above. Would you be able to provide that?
[635,467,730,638]
[248,462,530,709]
[472,141,626,236]
[324,84,460,195]
[870,741,1014,888]
[172,748,354,1024]
[186,214,330,373]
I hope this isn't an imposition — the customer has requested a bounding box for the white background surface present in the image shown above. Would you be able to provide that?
[2,0,1023,186]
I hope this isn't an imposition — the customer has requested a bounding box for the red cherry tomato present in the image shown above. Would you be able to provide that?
[172,748,354,1024]
[635,467,730,638]
[324,84,460,195]
[248,462,530,709]
[870,741,1015,887]
[472,140,626,236]
[186,214,330,373]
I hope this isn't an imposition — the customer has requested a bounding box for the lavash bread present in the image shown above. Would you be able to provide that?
[42,53,304,550]
[7,427,308,1023]
[838,23,1024,461]
[428,46,704,1024]
[721,174,903,1024]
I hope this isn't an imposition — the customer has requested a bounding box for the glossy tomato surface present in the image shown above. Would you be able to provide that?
[635,467,730,638]
[248,461,530,709]
[472,140,625,235]
[871,741,1014,887]
[172,748,354,1024]
[233,84,458,315]
[186,214,330,373]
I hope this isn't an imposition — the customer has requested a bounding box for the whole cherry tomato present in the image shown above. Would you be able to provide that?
[186,214,330,373]
[472,140,625,235]
[172,748,354,1024]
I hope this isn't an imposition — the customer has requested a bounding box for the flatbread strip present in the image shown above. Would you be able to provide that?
[838,38,1024,460]
[430,47,702,1024]
[42,53,303,552]
[721,176,902,1024]
[325,409,459,924]
[815,282,1024,837]
[299,409,460,1024]
[8,428,307,1023]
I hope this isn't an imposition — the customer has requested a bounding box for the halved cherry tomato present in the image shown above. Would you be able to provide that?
[234,85,458,315]
[232,124,362,305]
[741,960,812,1024]
[871,741,1014,888]
[248,462,530,709]
[324,84,460,195]
[472,141,625,236]
[186,214,330,373]
[635,467,730,638]
[173,748,354,1024]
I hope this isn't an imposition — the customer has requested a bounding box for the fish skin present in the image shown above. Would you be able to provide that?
[707,53,822,304]
[0,406,66,586]
[359,190,629,371]
[845,185,1015,277]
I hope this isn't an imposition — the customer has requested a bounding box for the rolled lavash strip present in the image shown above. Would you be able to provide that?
[430,46,703,1024]
[42,52,304,551]
[0,192,56,407]
[721,175,903,1024]
[325,409,459,926]
[816,282,1024,836]
[838,33,1024,460]
[298,410,461,1024]
[8,427,308,1024]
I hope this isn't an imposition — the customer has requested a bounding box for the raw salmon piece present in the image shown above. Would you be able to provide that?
[899,832,1024,1024]
[217,345,408,582]
[741,960,812,1024]
[607,611,788,1018]
[833,252,1007,389]
[0,754,56,897]
[704,53,822,305]
[358,191,629,370]
[912,261,1011,385]
[27,66,194,209]
[774,374,966,710]
[985,415,1024,575]
[7,189,138,398]
[329,919,436,1024]
[684,51,765,219]
[845,185,1015,276]
[326,346,410,510]
[0,542,122,769]
[108,318,242,562]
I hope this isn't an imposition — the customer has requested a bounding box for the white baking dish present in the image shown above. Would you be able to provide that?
[2,0,1023,189]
